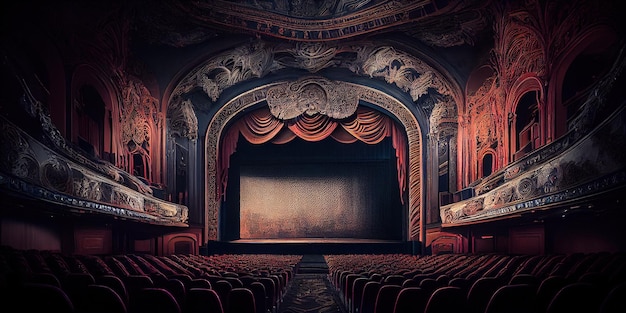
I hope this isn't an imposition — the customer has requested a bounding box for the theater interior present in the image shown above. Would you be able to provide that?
[1,0,625,312]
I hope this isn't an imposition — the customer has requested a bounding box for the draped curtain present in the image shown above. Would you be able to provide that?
[218,106,407,203]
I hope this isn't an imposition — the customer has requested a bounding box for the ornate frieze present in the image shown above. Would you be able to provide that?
[266,77,360,120]
[173,0,464,42]
[170,40,459,108]
[168,40,455,140]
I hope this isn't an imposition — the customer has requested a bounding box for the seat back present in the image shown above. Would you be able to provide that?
[359,281,382,313]
[374,284,402,313]
[424,286,466,313]
[466,277,503,313]
[213,280,233,312]
[484,284,535,313]
[546,282,602,313]
[228,287,256,313]
[186,288,224,313]
[61,272,96,311]
[598,282,626,313]
[249,281,267,313]
[535,275,567,313]
[351,277,370,313]
[97,274,129,304]
[19,283,75,313]
[129,287,181,313]
[83,284,127,313]
[393,287,428,313]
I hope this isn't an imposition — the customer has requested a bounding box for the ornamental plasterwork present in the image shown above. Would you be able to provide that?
[172,0,463,42]
[356,46,453,102]
[168,99,199,140]
[13,69,155,196]
[168,40,460,138]
[168,40,455,131]
[266,77,360,120]
[429,95,458,132]
[172,41,277,102]
[492,8,545,92]
[120,76,161,150]
[222,0,379,18]
[405,8,489,47]
[204,80,422,241]
[0,116,189,225]
[442,105,626,225]
[278,42,338,72]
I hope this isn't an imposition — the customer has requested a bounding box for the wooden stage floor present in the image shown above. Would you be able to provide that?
[203,238,415,255]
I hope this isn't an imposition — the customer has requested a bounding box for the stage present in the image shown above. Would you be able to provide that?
[203,238,417,255]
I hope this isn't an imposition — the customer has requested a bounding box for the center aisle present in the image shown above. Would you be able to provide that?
[278,255,347,313]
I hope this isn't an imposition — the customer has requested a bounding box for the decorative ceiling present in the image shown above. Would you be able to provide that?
[133,0,492,48]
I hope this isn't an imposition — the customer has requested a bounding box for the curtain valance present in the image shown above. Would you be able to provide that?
[218,106,407,203]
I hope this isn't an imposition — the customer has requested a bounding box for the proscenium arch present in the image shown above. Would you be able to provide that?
[204,79,425,245]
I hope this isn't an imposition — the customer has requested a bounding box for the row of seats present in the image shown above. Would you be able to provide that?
[326,253,626,313]
[0,246,300,313]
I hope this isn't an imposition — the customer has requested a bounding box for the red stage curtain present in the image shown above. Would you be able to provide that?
[218,107,407,203]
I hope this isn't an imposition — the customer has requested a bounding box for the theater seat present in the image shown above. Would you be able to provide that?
[598,282,626,313]
[359,281,382,313]
[17,282,75,313]
[466,277,503,313]
[546,282,603,313]
[424,286,466,313]
[185,288,224,313]
[227,288,256,313]
[484,284,535,313]
[393,287,428,313]
[83,284,127,313]
[129,287,181,313]
[373,284,402,313]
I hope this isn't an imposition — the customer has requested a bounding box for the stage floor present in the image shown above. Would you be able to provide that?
[231,238,402,244]
[204,238,415,255]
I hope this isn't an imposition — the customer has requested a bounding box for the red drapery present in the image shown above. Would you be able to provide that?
[218,106,407,203]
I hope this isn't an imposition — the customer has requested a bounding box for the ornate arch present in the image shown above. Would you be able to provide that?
[204,78,424,242]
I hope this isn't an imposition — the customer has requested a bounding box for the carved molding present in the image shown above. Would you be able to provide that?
[442,104,626,225]
[168,99,199,140]
[171,41,455,103]
[172,0,464,42]
[204,79,422,241]
[0,116,188,225]
[266,77,360,120]
[168,40,457,137]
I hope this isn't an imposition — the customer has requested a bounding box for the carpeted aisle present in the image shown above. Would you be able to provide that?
[278,255,347,313]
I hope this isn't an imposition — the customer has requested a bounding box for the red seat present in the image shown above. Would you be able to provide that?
[359,281,382,313]
[186,288,224,313]
[546,282,603,313]
[129,287,181,313]
[83,284,127,313]
[393,287,428,313]
[484,284,535,313]
[227,287,256,313]
[424,286,466,313]
[374,284,402,313]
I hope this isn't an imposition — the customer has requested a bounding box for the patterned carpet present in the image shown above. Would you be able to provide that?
[278,273,347,313]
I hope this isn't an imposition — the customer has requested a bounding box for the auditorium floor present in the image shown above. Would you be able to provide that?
[278,255,347,313]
